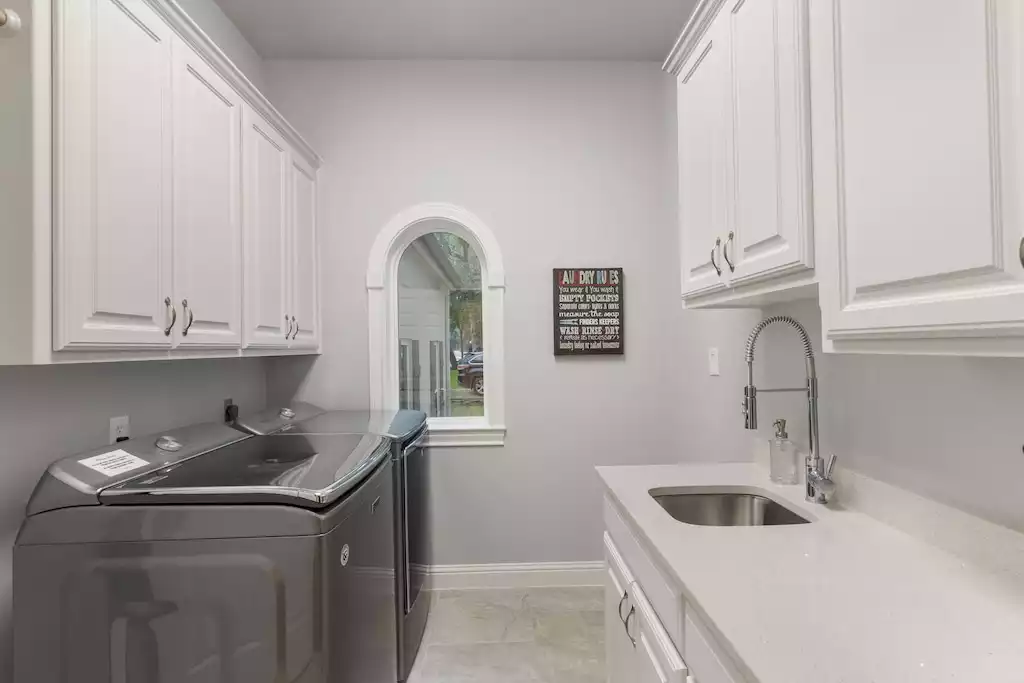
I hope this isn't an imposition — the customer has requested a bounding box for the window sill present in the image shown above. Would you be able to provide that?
[425,418,506,448]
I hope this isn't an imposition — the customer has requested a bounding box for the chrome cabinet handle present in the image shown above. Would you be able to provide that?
[624,605,637,648]
[284,315,292,339]
[290,315,298,340]
[723,230,736,272]
[164,297,176,336]
[181,299,194,336]
[617,590,629,623]
[711,237,722,276]
[1019,237,1024,268]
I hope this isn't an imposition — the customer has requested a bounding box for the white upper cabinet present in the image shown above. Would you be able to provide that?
[726,0,812,286]
[668,0,814,307]
[813,0,1024,354]
[54,0,175,350]
[242,105,292,349]
[678,19,732,298]
[10,0,322,364]
[171,36,242,348]
[289,154,320,349]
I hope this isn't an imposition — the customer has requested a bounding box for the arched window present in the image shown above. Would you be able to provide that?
[367,203,506,446]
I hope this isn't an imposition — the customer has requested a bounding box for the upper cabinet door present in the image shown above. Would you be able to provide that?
[242,105,291,348]
[171,37,242,348]
[289,155,320,349]
[678,19,733,297]
[727,0,813,285]
[815,0,1024,350]
[54,0,174,350]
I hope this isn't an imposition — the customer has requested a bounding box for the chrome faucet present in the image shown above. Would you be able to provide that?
[743,315,837,504]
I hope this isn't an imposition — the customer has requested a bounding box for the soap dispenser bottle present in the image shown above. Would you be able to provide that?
[769,418,799,484]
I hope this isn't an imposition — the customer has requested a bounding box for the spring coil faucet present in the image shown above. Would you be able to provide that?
[743,316,837,504]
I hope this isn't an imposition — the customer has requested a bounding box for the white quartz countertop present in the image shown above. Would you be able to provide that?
[596,463,1024,683]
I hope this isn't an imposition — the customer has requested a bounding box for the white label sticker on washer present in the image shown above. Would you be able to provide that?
[78,450,150,477]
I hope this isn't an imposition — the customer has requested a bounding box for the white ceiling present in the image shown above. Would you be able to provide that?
[213,0,698,61]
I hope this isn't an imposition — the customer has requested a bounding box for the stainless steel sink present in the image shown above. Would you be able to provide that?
[651,491,811,526]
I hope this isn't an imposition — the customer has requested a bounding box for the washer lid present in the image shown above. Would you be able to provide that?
[99,433,392,509]
[25,422,250,516]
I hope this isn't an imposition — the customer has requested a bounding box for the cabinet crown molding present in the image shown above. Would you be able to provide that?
[663,0,729,75]
[154,0,321,169]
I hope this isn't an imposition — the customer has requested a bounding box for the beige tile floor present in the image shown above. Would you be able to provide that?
[407,587,605,683]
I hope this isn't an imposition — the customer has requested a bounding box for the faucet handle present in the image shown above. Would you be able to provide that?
[824,454,838,479]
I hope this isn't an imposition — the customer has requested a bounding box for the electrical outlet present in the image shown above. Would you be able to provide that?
[223,398,237,423]
[109,415,130,444]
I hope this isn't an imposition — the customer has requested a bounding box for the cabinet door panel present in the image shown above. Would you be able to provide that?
[818,0,1024,343]
[728,0,812,283]
[289,156,319,349]
[172,38,242,348]
[242,106,291,348]
[55,0,174,349]
[679,20,732,297]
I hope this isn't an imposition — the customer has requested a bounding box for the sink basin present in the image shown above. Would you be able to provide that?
[651,491,811,526]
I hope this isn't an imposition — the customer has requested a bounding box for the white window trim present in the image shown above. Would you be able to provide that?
[367,202,506,447]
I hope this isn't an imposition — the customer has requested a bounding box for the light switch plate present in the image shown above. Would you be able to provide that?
[708,347,720,376]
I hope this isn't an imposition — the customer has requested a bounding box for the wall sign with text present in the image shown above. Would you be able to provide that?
[553,268,624,356]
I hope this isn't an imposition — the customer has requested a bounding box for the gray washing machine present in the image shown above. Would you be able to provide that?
[233,405,429,683]
[14,421,397,683]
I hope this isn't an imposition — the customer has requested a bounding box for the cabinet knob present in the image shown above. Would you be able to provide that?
[0,9,23,36]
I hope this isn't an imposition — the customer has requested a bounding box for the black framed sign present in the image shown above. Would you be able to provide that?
[553,268,624,356]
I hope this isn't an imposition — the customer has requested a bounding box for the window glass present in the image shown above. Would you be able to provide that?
[397,232,483,418]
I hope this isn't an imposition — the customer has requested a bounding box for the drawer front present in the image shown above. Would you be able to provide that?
[683,611,741,683]
[604,495,684,649]
[633,579,688,683]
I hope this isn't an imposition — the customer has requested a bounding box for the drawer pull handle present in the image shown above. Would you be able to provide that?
[710,237,722,276]
[618,590,629,623]
[163,297,176,336]
[723,230,736,272]
[624,605,637,648]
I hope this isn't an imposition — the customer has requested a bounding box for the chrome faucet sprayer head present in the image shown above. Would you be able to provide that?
[742,314,818,452]
[742,315,832,503]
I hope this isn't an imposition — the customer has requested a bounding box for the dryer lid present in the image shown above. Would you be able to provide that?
[275,409,427,441]
[99,433,392,510]
[230,401,325,435]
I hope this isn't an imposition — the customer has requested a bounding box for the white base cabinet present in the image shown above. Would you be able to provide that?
[605,495,744,683]
[605,533,689,683]
[0,0,321,364]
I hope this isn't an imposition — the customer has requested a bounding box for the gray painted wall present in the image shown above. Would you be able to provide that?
[0,358,268,675]
[755,299,1024,533]
[262,59,759,565]
[178,0,266,90]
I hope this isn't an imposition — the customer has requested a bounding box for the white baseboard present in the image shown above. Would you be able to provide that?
[424,561,604,590]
